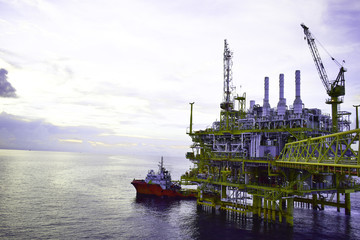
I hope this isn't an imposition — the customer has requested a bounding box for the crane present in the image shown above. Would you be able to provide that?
[301,23,346,132]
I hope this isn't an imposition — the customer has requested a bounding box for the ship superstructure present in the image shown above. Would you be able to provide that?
[181,38,359,226]
[132,157,196,198]
[144,157,173,190]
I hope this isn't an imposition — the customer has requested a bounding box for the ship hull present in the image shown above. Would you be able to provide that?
[131,180,196,198]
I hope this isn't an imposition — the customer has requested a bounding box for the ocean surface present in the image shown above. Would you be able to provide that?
[0,149,360,240]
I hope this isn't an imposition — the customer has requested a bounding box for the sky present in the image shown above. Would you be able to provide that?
[0,0,359,157]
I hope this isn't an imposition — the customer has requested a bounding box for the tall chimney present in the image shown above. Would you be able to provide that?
[263,77,271,116]
[293,70,303,114]
[277,73,287,115]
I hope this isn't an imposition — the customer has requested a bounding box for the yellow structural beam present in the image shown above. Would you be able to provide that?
[278,129,360,167]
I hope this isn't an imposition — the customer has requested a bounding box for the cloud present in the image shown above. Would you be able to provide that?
[0,112,190,155]
[0,112,104,151]
[0,48,23,68]
[0,68,17,97]
[59,138,83,144]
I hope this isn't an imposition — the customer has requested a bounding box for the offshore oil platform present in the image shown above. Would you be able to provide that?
[181,24,360,226]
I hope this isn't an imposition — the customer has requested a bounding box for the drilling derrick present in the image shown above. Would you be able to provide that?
[220,40,237,131]
[182,39,359,226]
[221,39,234,111]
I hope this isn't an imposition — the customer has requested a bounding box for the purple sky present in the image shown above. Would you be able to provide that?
[0,0,359,156]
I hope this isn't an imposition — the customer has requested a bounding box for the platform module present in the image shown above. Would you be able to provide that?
[181,39,358,226]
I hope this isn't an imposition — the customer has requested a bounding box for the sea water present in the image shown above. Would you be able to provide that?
[0,149,359,239]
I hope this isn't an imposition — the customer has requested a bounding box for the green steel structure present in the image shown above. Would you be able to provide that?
[181,40,358,226]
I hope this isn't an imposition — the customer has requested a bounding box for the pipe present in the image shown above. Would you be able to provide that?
[354,105,360,129]
[189,102,194,134]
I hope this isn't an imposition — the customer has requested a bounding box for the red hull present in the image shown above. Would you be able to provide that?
[131,180,196,198]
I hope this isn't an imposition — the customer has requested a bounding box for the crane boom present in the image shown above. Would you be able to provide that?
[301,23,346,133]
[301,23,346,98]
[301,23,331,93]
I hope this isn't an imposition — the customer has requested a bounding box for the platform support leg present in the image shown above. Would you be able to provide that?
[279,199,283,223]
[286,198,294,226]
[345,193,351,215]
[312,194,318,210]
[264,199,267,221]
[221,185,226,199]
[258,198,262,217]
[272,200,276,222]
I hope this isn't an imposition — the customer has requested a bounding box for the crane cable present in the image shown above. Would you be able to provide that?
[313,35,344,68]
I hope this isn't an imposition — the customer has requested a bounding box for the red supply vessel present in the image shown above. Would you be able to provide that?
[131,157,196,198]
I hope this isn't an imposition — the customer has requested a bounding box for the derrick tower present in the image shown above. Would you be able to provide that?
[220,39,234,111]
[219,40,246,130]
[220,40,235,130]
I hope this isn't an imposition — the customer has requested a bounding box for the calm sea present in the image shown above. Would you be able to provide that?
[0,149,359,240]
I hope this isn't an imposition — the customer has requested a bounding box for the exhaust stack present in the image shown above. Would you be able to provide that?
[277,74,287,116]
[263,77,271,116]
[293,70,303,114]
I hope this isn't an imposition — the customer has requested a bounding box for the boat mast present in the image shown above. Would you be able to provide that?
[159,156,164,173]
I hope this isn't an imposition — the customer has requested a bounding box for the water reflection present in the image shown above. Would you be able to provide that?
[132,196,296,240]
[192,207,295,240]
[131,196,196,239]
[133,195,360,240]
[134,195,183,212]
